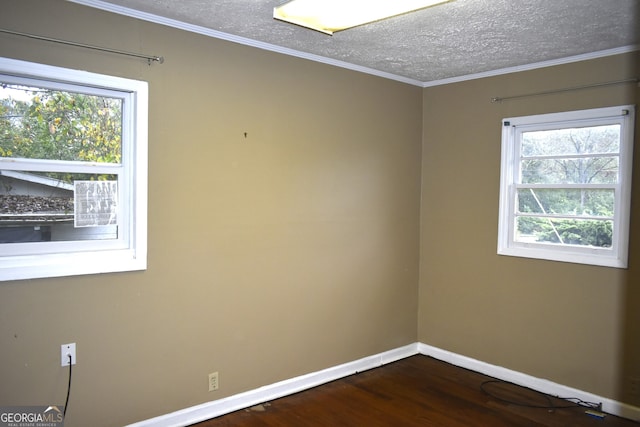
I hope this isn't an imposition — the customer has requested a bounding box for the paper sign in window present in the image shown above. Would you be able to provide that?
[74,181,118,227]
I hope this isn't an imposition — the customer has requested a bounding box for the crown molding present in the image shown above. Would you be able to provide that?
[69,0,638,88]
[422,45,640,87]
[67,0,425,86]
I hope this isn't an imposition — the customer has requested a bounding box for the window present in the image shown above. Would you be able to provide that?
[0,57,147,281]
[498,105,635,268]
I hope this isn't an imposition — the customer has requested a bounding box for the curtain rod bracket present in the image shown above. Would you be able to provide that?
[148,56,164,66]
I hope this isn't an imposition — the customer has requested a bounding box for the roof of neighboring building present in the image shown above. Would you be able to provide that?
[0,195,74,224]
[0,170,74,191]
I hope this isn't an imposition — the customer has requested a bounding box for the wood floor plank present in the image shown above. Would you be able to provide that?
[194,355,639,426]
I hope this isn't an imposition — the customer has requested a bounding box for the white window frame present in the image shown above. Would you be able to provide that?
[497,105,635,268]
[0,57,148,281]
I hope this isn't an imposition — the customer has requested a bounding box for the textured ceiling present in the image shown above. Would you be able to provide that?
[74,0,639,86]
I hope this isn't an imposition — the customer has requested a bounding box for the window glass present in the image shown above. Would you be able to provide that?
[1,83,123,245]
[1,84,122,162]
[520,125,620,156]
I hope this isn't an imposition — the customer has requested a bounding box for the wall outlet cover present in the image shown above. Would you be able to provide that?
[61,343,76,366]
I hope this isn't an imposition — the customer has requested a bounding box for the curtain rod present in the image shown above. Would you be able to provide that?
[0,28,164,65]
[491,77,639,103]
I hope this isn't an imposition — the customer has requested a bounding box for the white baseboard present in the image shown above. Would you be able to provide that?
[418,343,640,422]
[126,343,419,427]
[127,342,640,426]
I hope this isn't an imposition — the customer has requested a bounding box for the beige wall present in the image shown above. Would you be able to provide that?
[0,1,421,426]
[1,0,639,426]
[419,51,640,405]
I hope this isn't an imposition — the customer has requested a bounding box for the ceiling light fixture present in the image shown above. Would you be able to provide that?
[273,0,451,35]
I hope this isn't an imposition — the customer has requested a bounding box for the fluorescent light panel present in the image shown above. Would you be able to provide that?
[274,0,451,35]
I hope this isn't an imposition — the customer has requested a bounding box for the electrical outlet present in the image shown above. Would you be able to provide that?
[61,343,76,366]
[208,372,219,392]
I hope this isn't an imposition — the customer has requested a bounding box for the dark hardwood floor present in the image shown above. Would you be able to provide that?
[194,355,639,426]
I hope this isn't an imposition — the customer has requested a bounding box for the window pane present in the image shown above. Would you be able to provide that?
[521,156,619,184]
[515,216,613,248]
[0,83,122,163]
[517,188,614,217]
[521,125,620,157]
[0,171,118,243]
